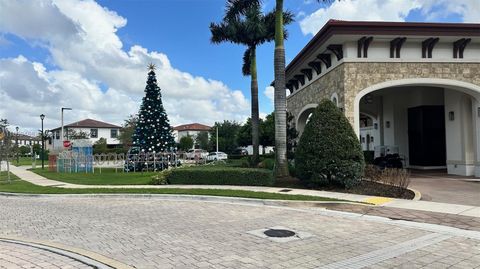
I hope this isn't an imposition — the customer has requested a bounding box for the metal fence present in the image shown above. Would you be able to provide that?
[53,152,179,173]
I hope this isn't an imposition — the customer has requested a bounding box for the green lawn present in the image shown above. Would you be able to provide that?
[0,177,343,202]
[31,168,156,185]
[11,157,37,167]
[0,171,20,181]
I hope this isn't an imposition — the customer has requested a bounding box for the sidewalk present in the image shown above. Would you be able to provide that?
[5,164,480,218]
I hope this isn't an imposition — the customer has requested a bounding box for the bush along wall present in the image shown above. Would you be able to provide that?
[295,99,365,188]
[163,166,274,186]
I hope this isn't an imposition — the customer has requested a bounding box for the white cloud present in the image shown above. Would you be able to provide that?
[264,86,274,105]
[419,0,480,23]
[0,0,79,42]
[299,0,480,36]
[300,0,421,35]
[0,0,250,131]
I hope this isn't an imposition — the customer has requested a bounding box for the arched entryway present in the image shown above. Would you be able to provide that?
[354,78,480,177]
[296,104,317,136]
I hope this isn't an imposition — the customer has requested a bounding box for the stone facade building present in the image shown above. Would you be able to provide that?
[286,20,480,176]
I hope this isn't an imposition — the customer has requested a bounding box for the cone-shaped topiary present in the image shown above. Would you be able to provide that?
[295,99,365,188]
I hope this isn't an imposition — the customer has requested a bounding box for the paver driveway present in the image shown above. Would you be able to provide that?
[0,195,479,269]
[409,170,480,206]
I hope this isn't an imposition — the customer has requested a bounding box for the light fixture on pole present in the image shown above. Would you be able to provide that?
[40,114,45,169]
[61,107,72,144]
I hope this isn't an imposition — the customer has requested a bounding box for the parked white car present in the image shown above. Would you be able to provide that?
[186,149,208,160]
[206,151,228,161]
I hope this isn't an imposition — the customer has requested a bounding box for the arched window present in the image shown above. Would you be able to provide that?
[331,93,339,107]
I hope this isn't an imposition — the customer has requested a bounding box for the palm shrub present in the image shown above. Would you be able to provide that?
[295,99,365,188]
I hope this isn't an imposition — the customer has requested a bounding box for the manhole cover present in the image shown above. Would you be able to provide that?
[263,229,296,238]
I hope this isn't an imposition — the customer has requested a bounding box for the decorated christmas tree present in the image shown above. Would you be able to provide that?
[132,64,175,153]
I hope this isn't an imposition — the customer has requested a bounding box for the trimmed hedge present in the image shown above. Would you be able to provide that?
[165,166,274,186]
[296,99,365,188]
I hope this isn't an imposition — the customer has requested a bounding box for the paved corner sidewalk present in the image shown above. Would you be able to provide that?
[4,164,480,218]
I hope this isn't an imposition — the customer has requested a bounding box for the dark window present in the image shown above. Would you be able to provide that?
[55,131,60,139]
[111,129,118,138]
[90,129,98,138]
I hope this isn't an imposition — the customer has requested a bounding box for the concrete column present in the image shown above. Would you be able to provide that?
[473,99,480,177]
[444,90,475,176]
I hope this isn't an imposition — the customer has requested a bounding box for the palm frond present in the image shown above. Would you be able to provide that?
[225,0,262,20]
[242,47,252,76]
[260,9,295,44]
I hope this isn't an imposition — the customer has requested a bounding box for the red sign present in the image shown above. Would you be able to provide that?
[63,140,71,147]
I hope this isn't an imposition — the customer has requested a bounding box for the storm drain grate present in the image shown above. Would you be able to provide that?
[247,226,314,242]
[264,229,296,238]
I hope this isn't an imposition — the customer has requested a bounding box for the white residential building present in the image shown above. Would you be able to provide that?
[49,119,121,150]
[173,123,211,146]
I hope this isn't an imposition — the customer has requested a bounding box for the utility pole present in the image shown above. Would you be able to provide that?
[15,126,19,164]
[61,107,72,145]
[216,126,219,153]
[40,114,45,169]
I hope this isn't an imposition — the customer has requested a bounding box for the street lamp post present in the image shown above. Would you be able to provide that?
[61,108,72,144]
[15,126,19,164]
[40,114,45,169]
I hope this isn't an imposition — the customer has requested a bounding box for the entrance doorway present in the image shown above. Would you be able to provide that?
[408,105,446,167]
[357,85,477,176]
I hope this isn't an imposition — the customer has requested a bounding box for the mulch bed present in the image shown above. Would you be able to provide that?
[275,179,415,199]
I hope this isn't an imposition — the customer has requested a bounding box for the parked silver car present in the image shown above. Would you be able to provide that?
[185,149,208,160]
[206,151,228,161]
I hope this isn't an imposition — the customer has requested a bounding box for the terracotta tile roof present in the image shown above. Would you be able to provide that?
[51,119,121,130]
[173,123,212,131]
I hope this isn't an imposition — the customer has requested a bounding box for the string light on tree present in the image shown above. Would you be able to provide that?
[132,63,175,152]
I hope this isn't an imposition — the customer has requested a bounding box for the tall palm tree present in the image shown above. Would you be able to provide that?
[227,0,333,178]
[273,0,289,178]
[210,0,293,165]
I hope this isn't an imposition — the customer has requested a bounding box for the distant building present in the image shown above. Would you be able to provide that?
[11,134,41,146]
[173,123,211,145]
[50,119,121,150]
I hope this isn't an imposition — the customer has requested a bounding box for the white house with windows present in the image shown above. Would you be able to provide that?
[173,123,211,144]
[11,134,41,147]
[49,119,121,150]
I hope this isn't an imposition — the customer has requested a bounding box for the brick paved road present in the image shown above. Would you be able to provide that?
[319,203,480,231]
[0,196,479,269]
[0,240,93,269]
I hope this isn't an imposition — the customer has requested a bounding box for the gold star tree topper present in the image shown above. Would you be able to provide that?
[148,63,156,71]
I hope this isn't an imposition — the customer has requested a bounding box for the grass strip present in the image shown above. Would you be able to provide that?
[0,178,343,202]
[31,168,155,185]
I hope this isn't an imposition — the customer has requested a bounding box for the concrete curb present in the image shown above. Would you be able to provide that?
[409,187,422,201]
[0,237,133,269]
[0,192,369,207]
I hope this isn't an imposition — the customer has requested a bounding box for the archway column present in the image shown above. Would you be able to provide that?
[295,104,318,137]
[474,99,480,177]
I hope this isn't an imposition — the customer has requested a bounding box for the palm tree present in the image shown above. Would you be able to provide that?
[226,0,333,178]
[210,0,293,165]
[273,0,289,178]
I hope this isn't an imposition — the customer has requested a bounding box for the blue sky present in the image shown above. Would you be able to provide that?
[0,0,478,131]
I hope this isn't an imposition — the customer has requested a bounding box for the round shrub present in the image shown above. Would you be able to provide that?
[295,99,365,188]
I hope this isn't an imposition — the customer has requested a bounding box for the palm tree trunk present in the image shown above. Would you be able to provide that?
[250,46,260,165]
[274,0,289,178]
